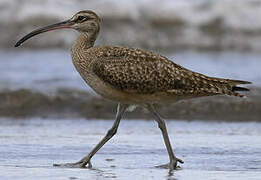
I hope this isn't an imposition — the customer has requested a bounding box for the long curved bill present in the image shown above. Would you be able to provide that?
[15,20,73,47]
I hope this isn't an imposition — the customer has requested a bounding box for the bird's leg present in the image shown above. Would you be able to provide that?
[53,103,128,168]
[146,104,184,170]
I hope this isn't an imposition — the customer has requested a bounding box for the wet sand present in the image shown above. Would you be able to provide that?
[0,118,261,180]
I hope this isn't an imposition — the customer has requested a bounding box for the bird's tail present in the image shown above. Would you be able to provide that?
[223,79,251,97]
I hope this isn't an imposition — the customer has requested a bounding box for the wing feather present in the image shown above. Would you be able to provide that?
[92,47,199,94]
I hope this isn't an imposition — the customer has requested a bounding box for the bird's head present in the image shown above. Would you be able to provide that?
[70,10,101,33]
[15,10,101,47]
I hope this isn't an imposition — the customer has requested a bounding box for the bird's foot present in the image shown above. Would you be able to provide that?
[53,160,92,168]
[156,157,184,170]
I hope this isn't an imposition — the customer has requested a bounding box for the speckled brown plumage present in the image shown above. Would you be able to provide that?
[85,46,249,98]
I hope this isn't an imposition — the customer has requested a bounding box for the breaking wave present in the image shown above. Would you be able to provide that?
[0,88,260,121]
[1,0,261,51]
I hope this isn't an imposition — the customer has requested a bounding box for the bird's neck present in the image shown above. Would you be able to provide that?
[71,31,98,75]
[71,31,97,65]
[73,32,97,50]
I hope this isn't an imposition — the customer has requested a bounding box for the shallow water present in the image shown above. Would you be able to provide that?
[0,50,260,92]
[0,118,261,180]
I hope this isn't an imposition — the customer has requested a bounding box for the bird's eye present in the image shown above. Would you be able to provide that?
[77,16,86,22]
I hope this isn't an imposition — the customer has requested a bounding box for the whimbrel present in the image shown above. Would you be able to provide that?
[15,10,251,170]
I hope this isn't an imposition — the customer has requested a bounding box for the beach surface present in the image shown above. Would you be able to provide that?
[0,118,261,180]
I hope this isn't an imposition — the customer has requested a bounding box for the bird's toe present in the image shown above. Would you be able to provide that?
[53,161,89,168]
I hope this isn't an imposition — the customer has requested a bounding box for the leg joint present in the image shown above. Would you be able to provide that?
[157,119,166,131]
[107,127,117,137]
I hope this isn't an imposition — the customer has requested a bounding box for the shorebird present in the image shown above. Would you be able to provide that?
[15,10,251,170]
